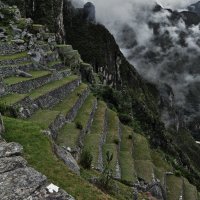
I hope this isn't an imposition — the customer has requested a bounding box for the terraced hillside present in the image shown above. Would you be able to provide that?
[0,2,200,200]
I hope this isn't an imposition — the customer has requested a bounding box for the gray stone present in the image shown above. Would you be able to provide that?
[0,113,5,134]
[54,144,80,175]
[16,69,33,78]
[11,39,25,45]
[29,187,75,200]
[0,142,23,158]
[0,156,27,174]
[0,167,47,200]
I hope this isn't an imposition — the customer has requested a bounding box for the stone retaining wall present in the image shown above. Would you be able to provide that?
[0,43,27,55]
[115,120,122,179]
[97,108,108,172]
[65,88,90,122]
[0,56,31,66]
[14,78,81,118]
[0,63,35,78]
[48,88,90,140]
[8,69,71,94]
[77,98,97,151]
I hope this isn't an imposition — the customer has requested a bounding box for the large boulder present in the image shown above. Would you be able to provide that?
[54,144,80,175]
[0,167,46,200]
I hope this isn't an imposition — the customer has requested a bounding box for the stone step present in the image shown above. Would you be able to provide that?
[29,84,89,139]
[0,51,31,66]
[0,75,80,118]
[56,94,97,158]
[119,125,137,183]
[45,51,59,63]
[4,69,71,94]
[166,175,183,200]
[31,24,46,34]
[0,42,27,56]
[103,109,121,179]
[84,101,107,170]
[56,44,73,54]
[183,178,198,200]
[47,60,63,70]
[52,83,89,121]
[0,62,35,78]
[133,133,154,182]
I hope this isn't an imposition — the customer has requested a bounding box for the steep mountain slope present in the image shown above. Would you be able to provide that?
[1,0,200,199]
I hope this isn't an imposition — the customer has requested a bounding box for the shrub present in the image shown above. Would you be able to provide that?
[80,150,93,169]
[119,113,133,125]
[128,134,133,140]
[99,151,114,190]
[76,121,83,130]
[113,138,119,145]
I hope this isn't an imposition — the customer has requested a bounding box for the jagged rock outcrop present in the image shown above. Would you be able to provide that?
[0,141,75,200]
[54,144,80,175]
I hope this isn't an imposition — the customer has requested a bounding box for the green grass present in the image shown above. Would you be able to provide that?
[133,133,154,182]
[29,75,78,99]
[106,109,119,144]
[75,94,95,128]
[56,94,96,149]
[119,126,137,182]
[29,110,60,129]
[119,151,136,182]
[47,60,62,68]
[0,93,26,105]
[3,117,113,200]
[103,144,118,177]
[151,149,173,184]
[57,123,80,148]
[81,168,133,200]
[133,133,151,160]
[84,101,107,167]
[134,160,154,182]
[0,75,78,107]
[0,51,28,61]
[0,61,33,68]
[52,83,88,115]
[183,178,198,200]
[166,175,183,200]
[4,70,51,85]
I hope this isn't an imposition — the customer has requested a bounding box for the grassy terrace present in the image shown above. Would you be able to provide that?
[103,144,118,176]
[0,75,78,107]
[106,109,119,144]
[84,101,107,167]
[47,60,62,68]
[29,75,78,99]
[103,109,119,177]
[56,94,96,148]
[52,83,88,114]
[0,93,26,106]
[166,175,183,200]
[4,70,51,85]
[183,178,198,200]
[0,51,28,61]
[120,126,137,182]
[28,110,60,129]
[133,133,154,182]
[0,62,32,68]
[3,117,113,200]
[151,150,173,185]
